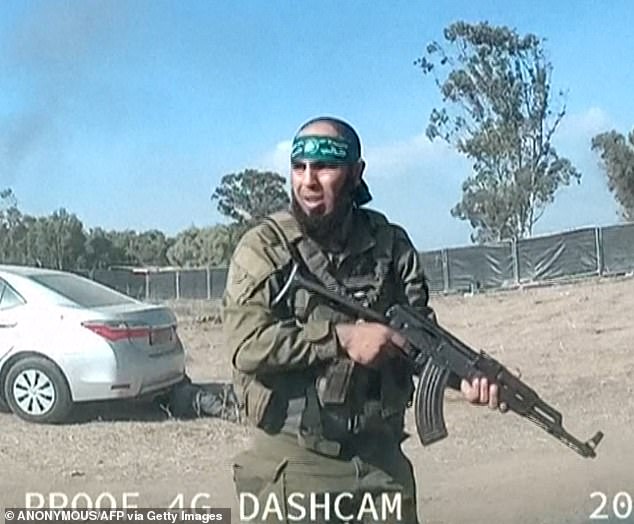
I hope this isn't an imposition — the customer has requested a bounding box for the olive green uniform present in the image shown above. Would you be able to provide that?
[222,208,430,524]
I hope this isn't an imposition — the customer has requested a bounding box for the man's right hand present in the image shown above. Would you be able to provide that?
[334,322,408,367]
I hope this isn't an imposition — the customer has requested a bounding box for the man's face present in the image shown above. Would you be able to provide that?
[291,159,351,218]
[290,122,360,218]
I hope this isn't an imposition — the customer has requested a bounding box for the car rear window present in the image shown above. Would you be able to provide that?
[30,274,136,308]
[0,281,25,310]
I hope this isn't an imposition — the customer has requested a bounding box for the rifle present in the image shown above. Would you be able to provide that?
[273,262,604,459]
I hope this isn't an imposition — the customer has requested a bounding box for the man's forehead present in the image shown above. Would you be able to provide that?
[298,121,341,138]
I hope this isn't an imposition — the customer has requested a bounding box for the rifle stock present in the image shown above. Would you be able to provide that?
[275,262,604,459]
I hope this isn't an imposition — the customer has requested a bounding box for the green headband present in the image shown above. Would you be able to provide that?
[291,135,360,164]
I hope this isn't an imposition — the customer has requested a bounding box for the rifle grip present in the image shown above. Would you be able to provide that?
[415,359,451,445]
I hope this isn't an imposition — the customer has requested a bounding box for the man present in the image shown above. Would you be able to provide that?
[222,116,500,523]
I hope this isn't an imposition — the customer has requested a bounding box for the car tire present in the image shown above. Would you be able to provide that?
[3,356,73,423]
[0,395,10,413]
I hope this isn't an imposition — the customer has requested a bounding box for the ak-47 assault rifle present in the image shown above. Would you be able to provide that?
[274,262,604,459]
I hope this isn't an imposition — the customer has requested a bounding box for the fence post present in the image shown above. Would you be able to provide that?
[206,267,212,300]
[145,272,150,301]
[594,227,604,275]
[175,270,181,300]
[512,239,520,284]
[441,249,450,293]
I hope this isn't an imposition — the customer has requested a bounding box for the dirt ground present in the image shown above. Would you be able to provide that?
[1,275,633,524]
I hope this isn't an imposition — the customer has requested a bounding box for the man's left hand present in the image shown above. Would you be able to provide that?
[461,377,507,411]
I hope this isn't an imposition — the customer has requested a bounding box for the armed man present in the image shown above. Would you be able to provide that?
[222,116,501,523]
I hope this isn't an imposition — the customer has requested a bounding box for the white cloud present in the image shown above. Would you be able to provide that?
[362,107,616,184]
[533,106,620,233]
[364,133,468,180]
[556,107,613,143]
[552,106,615,172]
[258,139,292,175]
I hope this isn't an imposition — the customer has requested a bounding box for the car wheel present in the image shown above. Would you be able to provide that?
[4,356,73,423]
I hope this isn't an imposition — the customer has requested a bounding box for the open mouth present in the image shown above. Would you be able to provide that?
[302,195,324,208]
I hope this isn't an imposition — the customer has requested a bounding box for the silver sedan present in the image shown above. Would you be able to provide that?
[0,265,186,423]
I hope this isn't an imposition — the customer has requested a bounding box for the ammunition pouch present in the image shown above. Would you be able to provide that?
[232,370,281,433]
[243,378,277,430]
[319,400,405,442]
[233,368,313,434]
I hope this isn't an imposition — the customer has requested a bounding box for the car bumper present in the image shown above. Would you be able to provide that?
[61,345,186,402]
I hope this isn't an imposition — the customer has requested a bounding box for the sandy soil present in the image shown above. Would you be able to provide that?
[1,275,633,524]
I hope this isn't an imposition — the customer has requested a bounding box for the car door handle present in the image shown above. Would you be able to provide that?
[0,322,17,328]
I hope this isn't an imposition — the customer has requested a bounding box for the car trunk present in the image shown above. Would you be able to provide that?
[83,303,180,355]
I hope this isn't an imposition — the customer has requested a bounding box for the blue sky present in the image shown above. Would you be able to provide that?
[1,0,632,251]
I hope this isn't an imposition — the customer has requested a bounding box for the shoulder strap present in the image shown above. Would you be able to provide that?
[262,213,346,305]
[262,214,304,269]
[261,215,310,307]
[267,211,303,240]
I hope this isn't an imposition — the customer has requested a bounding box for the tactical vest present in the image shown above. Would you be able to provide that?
[232,209,416,457]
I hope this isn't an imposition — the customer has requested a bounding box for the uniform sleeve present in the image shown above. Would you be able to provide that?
[222,230,341,375]
[391,225,430,312]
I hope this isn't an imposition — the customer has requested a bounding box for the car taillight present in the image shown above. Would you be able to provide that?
[82,321,150,342]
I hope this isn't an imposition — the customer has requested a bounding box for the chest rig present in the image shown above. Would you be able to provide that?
[261,210,416,457]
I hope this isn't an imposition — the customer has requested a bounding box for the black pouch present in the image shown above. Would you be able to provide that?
[232,369,284,432]
[315,358,355,405]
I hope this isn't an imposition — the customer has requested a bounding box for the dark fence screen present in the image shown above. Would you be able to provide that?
[420,250,445,293]
[601,223,634,275]
[447,243,515,291]
[517,228,598,282]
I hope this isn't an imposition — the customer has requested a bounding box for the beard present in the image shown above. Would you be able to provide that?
[291,177,355,247]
